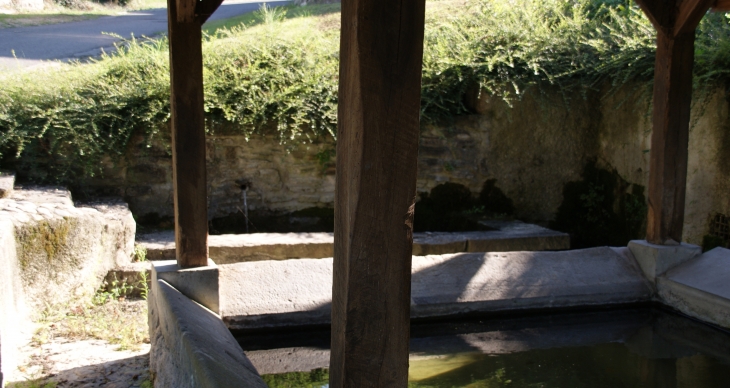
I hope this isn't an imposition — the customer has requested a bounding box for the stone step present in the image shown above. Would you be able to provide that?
[138,220,569,263]
[658,247,730,329]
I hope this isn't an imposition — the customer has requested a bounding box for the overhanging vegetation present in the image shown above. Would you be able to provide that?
[1,0,729,183]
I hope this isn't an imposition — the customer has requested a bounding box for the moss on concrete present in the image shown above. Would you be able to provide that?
[16,219,75,269]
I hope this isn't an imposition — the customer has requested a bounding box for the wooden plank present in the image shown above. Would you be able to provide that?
[330,0,426,384]
[674,0,714,36]
[167,0,209,267]
[646,31,695,245]
[196,0,224,24]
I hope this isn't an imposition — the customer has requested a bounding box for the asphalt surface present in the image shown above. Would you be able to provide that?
[0,0,289,70]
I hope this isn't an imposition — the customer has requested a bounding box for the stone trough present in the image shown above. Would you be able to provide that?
[146,239,730,387]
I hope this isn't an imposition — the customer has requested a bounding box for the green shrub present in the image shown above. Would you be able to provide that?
[2,0,730,184]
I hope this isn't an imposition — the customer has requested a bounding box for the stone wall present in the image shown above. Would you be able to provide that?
[85,85,730,246]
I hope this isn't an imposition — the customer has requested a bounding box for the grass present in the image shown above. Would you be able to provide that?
[33,276,150,352]
[33,298,149,351]
[1,0,730,184]
[0,0,167,29]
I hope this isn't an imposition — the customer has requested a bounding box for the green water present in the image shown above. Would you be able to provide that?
[246,309,730,388]
[261,343,730,388]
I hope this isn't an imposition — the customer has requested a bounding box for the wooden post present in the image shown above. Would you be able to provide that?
[167,0,222,267]
[636,0,713,245]
[330,0,426,385]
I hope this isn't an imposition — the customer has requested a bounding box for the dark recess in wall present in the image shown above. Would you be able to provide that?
[551,161,647,248]
[413,181,514,232]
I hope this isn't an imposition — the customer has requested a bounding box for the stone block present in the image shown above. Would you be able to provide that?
[628,240,701,283]
[0,172,14,199]
[152,260,219,314]
[148,279,266,388]
[412,232,467,256]
[0,189,136,312]
[657,247,730,329]
[220,247,652,330]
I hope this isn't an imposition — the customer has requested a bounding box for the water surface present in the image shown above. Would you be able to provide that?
[236,308,730,388]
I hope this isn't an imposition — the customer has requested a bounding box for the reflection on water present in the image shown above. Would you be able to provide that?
[239,308,730,388]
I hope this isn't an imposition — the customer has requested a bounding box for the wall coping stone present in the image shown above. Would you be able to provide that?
[139,220,570,262]
[148,279,266,388]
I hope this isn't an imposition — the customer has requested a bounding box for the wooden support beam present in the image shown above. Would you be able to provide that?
[646,32,695,245]
[635,0,675,37]
[636,0,712,245]
[175,0,197,23]
[675,0,715,36]
[167,0,209,267]
[196,0,224,24]
[330,0,426,385]
[712,0,730,11]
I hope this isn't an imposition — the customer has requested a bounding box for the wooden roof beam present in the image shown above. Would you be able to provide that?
[636,0,714,37]
[675,0,715,36]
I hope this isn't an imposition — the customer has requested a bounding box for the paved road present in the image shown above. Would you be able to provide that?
[0,0,289,70]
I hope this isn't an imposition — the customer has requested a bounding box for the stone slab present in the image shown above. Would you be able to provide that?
[468,220,570,252]
[0,172,14,199]
[139,231,334,262]
[148,279,266,388]
[628,239,701,283]
[221,247,652,330]
[140,220,570,262]
[152,260,219,314]
[657,247,730,329]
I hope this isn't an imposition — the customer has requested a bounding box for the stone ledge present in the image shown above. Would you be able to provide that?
[657,247,730,329]
[220,247,652,330]
[140,220,570,262]
[628,239,701,283]
[148,279,266,388]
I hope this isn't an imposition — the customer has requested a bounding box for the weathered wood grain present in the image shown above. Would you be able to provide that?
[330,0,426,385]
[167,0,209,267]
[646,32,695,245]
[175,0,197,23]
